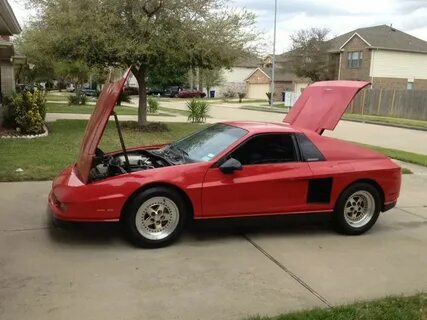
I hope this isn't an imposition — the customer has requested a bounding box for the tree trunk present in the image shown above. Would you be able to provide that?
[132,66,147,126]
[197,68,203,92]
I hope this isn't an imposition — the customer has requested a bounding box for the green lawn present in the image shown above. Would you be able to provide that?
[359,143,427,167]
[343,113,427,130]
[45,92,73,102]
[158,106,190,117]
[46,103,173,117]
[249,294,426,320]
[0,120,206,182]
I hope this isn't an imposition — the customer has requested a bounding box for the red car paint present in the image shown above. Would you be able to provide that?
[284,81,370,133]
[49,75,401,223]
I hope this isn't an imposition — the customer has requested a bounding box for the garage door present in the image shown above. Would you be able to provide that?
[247,83,270,100]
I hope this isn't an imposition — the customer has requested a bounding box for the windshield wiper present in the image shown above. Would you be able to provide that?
[168,144,189,163]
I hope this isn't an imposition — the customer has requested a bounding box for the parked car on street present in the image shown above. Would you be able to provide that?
[49,70,401,248]
[164,86,181,98]
[81,88,98,97]
[177,89,206,98]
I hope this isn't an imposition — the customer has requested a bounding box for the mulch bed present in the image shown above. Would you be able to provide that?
[0,127,17,136]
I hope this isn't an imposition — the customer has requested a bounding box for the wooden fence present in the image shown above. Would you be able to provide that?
[346,89,427,120]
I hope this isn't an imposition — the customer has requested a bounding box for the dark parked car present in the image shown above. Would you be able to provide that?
[164,86,181,98]
[147,88,164,96]
[177,90,206,98]
[124,86,139,95]
[81,88,98,97]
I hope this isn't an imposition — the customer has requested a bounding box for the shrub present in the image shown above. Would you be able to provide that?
[68,93,87,106]
[187,99,209,123]
[266,92,272,104]
[148,96,159,113]
[2,90,46,134]
[238,92,246,103]
[223,88,236,100]
[117,91,131,106]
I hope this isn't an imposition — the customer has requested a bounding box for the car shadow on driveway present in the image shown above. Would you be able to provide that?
[47,213,334,248]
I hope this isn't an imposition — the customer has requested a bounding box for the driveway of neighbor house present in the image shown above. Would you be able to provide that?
[0,161,426,320]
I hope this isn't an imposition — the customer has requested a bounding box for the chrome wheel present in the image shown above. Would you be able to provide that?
[135,196,180,240]
[344,190,375,228]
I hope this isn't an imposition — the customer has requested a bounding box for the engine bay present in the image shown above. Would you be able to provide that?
[89,148,171,182]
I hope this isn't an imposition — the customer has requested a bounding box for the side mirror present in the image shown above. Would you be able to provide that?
[219,158,242,174]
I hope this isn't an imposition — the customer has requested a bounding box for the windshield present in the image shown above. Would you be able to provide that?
[167,123,247,163]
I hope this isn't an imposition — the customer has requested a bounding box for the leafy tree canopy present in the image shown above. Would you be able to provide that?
[289,27,331,82]
[24,0,259,125]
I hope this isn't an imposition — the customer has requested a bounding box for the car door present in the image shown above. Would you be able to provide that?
[201,133,313,218]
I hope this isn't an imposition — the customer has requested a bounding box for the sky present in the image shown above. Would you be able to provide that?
[8,0,427,54]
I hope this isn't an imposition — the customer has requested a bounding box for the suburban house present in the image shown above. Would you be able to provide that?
[126,56,262,98]
[328,24,427,90]
[0,0,21,101]
[245,67,309,100]
[207,56,261,97]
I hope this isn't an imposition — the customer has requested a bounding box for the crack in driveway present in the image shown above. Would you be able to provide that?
[244,234,332,308]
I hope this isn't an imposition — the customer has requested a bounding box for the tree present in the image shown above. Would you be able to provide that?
[147,64,188,90]
[201,68,225,97]
[288,27,331,81]
[25,0,258,126]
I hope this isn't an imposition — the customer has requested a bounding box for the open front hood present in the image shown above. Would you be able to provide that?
[283,80,370,134]
[76,69,131,183]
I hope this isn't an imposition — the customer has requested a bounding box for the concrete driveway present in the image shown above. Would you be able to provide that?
[0,162,426,320]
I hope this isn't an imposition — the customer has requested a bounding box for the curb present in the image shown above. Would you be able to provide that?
[341,118,427,132]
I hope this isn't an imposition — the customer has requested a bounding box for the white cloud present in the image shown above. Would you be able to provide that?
[233,0,427,53]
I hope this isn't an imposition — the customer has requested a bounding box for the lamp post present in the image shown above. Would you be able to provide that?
[270,0,278,107]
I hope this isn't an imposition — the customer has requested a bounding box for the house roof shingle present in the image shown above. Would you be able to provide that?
[233,55,262,68]
[260,67,308,83]
[328,24,427,53]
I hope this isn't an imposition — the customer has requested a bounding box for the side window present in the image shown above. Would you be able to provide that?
[230,134,297,165]
[296,134,325,162]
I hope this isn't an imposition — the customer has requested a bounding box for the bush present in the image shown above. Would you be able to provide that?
[148,96,159,113]
[68,94,87,106]
[266,92,272,104]
[2,90,46,134]
[187,99,209,123]
[223,88,236,100]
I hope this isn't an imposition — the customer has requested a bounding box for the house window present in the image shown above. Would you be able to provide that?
[407,81,414,90]
[347,51,363,68]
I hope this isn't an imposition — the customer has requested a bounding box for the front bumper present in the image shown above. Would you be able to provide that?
[48,164,124,222]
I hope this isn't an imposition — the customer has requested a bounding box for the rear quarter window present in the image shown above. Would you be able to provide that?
[296,134,325,162]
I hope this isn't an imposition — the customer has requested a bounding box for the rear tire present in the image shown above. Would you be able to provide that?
[121,187,188,248]
[333,182,381,235]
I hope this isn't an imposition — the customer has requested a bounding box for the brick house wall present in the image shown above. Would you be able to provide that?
[414,79,427,90]
[371,77,407,90]
[274,81,294,100]
[339,35,372,81]
[246,69,270,84]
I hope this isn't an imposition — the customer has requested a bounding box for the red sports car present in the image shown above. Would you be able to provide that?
[49,70,401,247]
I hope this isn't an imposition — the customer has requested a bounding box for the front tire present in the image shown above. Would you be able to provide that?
[121,187,188,248]
[333,183,381,235]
